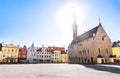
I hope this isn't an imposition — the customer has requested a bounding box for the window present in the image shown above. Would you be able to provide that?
[3,55,5,57]
[102,37,104,41]
[102,36,105,41]
[88,49,89,54]
[37,52,39,54]
[106,48,108,54]
[12,49,14,52]
[22,55,26,58]
[98,48,100,54]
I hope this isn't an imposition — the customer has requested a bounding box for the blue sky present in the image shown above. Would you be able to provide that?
[0,0,120,48]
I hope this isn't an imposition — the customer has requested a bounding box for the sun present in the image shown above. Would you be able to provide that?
[55,3,85,32]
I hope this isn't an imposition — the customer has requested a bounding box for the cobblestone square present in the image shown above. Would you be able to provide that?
[0,64,120,78]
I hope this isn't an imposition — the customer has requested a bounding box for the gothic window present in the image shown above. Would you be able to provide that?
[102,37,104,41]
[106,48,108,54]
[98,48,100,54]
[88,49,89,54]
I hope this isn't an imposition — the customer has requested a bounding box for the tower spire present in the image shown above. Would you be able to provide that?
[72,7,78,40]
[73,7,76,24]
[98,16,101,25]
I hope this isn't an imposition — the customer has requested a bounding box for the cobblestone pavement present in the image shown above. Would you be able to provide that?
[0,64,120,78]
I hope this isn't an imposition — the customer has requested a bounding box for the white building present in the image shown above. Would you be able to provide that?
[37,45,51,63]
[27,43,38,63]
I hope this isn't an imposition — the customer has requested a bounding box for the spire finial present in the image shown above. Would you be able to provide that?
[98,16,101,25]
[73,7,76,24]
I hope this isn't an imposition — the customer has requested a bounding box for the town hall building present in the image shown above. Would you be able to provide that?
[68,13,112,64]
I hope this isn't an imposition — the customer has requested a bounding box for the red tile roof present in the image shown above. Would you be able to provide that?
[48,46,65,51]
[48,46,67,54]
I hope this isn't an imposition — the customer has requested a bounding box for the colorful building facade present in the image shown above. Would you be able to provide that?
[48,46,68,63]
[18,45,27,63]
[27,43,38,63]
[112,41,120,62]
[61,51,68,63]
[2,43,19,63]
[37,45,51,63]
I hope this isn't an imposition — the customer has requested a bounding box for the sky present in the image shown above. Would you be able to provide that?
[0,0,120,49]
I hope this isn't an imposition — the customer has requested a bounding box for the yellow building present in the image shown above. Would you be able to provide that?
[112,41,120,62]
[61,53,68,63]
[0,43,2,62]
[2,43,19,63]
[51,50,61,63]
[48,46,68,63]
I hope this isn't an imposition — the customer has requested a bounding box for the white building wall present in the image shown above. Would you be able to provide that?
[27,43,38,63]
[37,46,51,63]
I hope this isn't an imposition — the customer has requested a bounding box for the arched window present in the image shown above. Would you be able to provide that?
[98,48,100,54]
[106,48,108,54]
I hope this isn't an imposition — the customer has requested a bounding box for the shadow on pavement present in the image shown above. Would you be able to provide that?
[82,64,120,74]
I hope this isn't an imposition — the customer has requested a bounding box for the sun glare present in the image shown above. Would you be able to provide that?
[55,3,85,32]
